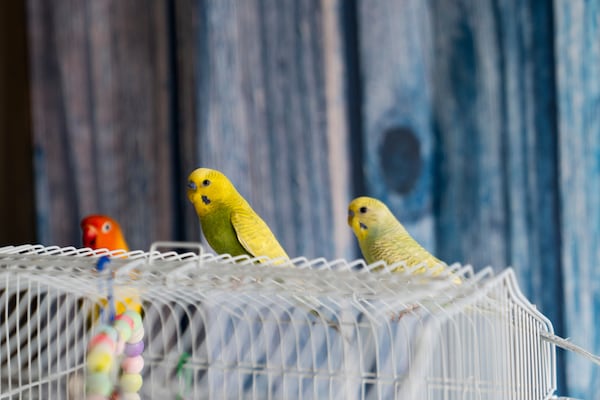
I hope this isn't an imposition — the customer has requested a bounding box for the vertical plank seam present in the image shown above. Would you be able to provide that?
[340,0,365,259]
[322,0,351,258]
[165,0,185,242]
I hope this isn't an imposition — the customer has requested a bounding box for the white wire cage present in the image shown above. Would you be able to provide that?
[0,243,563,399]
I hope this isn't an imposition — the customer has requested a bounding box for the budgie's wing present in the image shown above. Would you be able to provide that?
[231,209,289,261]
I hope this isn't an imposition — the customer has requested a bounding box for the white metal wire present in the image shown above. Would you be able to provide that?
[0,243,559,399]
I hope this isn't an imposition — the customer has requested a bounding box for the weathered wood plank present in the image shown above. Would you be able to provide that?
[495,0,566,392]
[554,0,600,397]
[27,0,179,250]
[26,0,352,259]
[356,0,437,252]
[430,0,508,270]
[193,0,352,259]
[431,2,568,389]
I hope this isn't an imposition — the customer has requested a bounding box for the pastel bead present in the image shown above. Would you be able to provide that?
[115,338,125,355]
[85,394,109,400]
[123,310,143,332]
[113,319,132,342]
[115,314,134,330]
[119,373,143,393]
[129,327,145,343]
[95,326,118,342]
[86,349,113,373]
[121,355,144,374]
[86,372,113,396]
[124,340,144,357]
[120,393,141,400]
[87,343,115,356]
[88,333,115,352]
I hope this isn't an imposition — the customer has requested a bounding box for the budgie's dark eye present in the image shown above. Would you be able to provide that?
[187,181,197,191]
[359,206,368,214]
[102,222,111,233]
[202,179,211,187]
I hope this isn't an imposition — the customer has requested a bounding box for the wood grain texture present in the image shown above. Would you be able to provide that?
[555,0,600,397]
[23,1,600,396]
[498,0,561,316]
[357,0,437,252]
[431,4,567,388]
[496,1,566,392]
[27,0,182,250]
[430,0,508,270]
[193,0,352,259]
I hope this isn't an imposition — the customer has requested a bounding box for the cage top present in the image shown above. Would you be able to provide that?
[0,242,547,324]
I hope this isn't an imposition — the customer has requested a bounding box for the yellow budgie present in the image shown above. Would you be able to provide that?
[187,167,289,262]
[347,196,450,277]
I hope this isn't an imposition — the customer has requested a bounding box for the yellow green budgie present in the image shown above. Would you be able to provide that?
[187,167,289,262]
[347,196,451,277]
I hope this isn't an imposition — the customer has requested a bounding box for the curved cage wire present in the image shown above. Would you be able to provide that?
[0,243,556,399]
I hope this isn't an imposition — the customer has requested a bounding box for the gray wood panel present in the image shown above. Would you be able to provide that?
[27,0,181,250]
[193,0,352,259]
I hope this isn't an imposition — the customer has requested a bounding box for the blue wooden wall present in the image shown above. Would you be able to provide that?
[25,0,600,397]
[555,1,600,396]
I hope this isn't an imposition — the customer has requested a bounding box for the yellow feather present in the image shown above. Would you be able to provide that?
[187,168,289,264]
[348,196,457,280]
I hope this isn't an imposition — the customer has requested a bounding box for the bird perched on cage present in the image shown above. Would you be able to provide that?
[347,196,454,279]
[81,214,129,252]
[80,214,142,317]
[187,167,289,263]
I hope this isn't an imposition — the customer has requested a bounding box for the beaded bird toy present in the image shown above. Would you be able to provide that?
[85,256,145,399]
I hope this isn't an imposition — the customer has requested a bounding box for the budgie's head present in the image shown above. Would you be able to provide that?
[187,168,237,217]
[80,214,128,251]
[347,197,396,240]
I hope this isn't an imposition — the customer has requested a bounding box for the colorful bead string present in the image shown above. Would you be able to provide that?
[86,257,145,399]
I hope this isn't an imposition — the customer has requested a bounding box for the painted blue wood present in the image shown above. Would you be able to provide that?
[494,1,566,393]
[430,1,567,388]
[25,1,600,396]
[554,1,600,398]
[430,0,508,270]
[356,0,436,252]
[194,0,352,260]
[497,0,561,324]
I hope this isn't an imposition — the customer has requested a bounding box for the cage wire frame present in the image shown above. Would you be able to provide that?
[0,242,596,399]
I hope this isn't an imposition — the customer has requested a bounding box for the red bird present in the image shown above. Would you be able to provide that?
[81,215,129,251]
[80,214,142,317]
